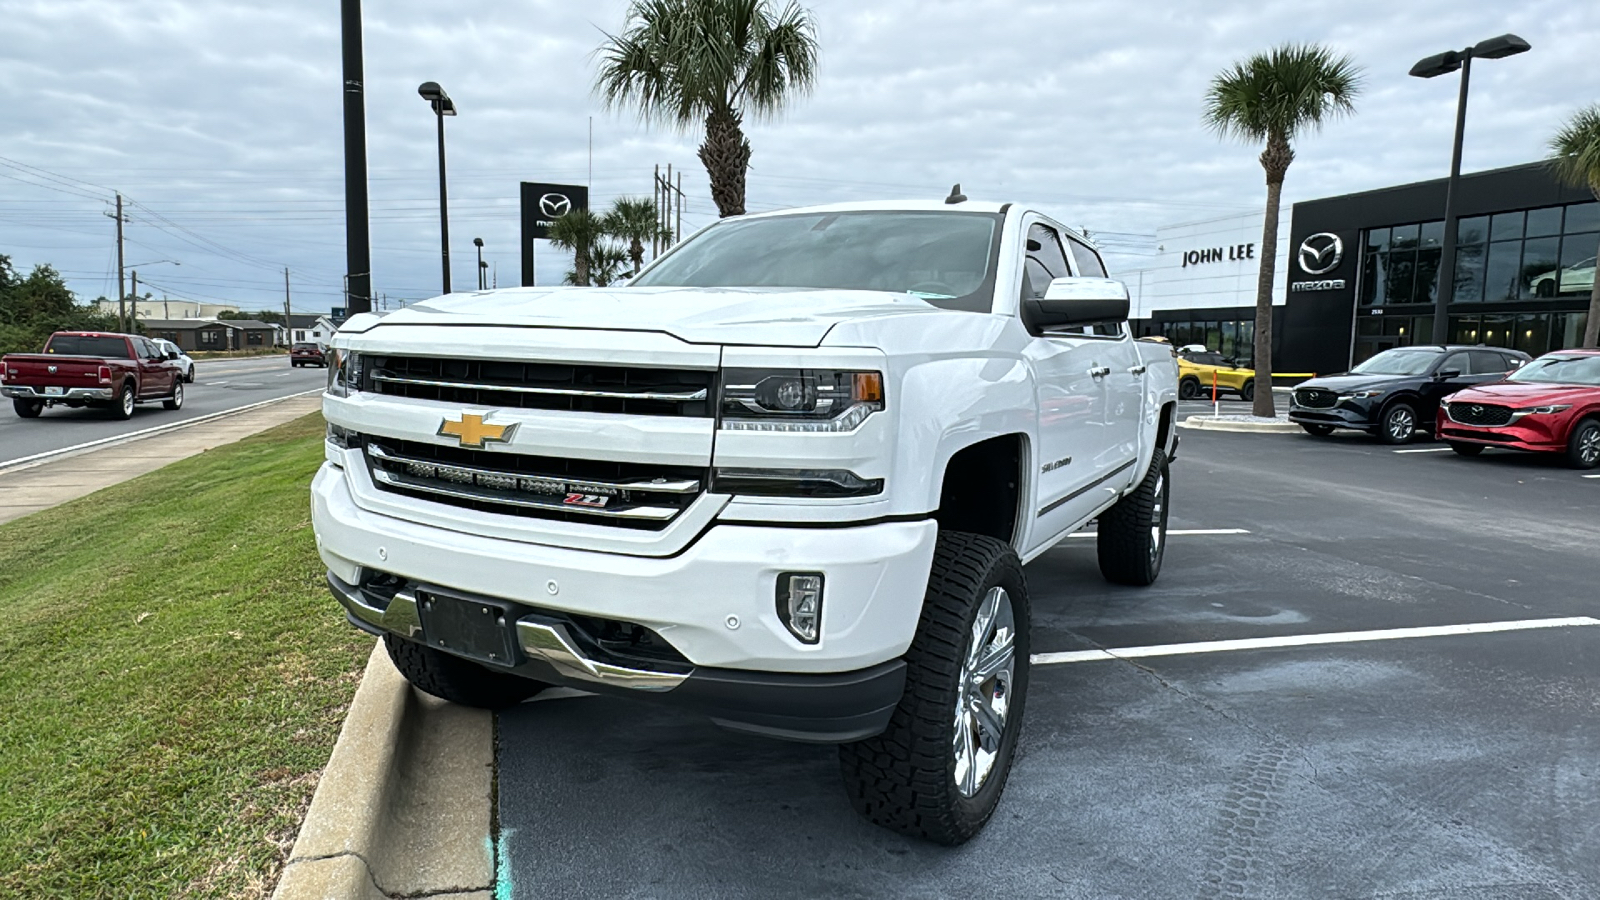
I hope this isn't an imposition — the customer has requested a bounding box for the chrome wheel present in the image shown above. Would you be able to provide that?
[1387,406,1415,441]
[1580,428,1600,466]
[121,387,135,417]
[1149,471,1166,564]
[954,586,1015,798]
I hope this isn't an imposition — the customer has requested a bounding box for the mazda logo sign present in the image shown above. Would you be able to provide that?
[1298,232,1344,275]
[539,193,572,218]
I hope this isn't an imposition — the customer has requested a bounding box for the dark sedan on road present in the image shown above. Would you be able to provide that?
[1289,345,1530,444]
[290,343,326,368]
[1438,349,1600,469]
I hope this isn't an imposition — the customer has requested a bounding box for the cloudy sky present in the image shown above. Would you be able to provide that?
[2,0,1594,316]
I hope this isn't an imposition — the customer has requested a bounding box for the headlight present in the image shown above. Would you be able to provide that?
[1339,389,1385,399]
[325,350,361,398]
[720,368,885,432]
[1508,404,1571,423]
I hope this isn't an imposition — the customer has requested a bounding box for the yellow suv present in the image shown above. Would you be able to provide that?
[1177,347,1256,401]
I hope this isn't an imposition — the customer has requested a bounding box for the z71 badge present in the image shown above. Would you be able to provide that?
[563,492,610,508]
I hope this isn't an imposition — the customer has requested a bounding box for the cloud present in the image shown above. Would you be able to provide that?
[0,0,1592,311]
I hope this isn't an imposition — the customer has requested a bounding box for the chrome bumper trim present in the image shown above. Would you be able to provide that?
[371,372,707,403]
[371,467,682,521]
[367,443,701,495]
[2,386,115,400]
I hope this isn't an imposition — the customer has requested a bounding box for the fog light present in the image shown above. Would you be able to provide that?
[777,573,824,644]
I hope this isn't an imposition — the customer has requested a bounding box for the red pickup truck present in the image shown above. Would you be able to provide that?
[2,332,186,420]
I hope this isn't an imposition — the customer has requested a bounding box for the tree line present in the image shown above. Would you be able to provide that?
[0,256,118,355]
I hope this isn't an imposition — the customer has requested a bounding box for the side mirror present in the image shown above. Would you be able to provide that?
[1434,368,1461,380]
[1027,277,1130,332]
[166,350,180,360]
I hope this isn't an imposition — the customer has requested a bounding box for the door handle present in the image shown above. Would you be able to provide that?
[1088,366,1112,378]
[1128,365,1147,375]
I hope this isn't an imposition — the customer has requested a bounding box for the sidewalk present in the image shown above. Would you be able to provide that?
[0,395,322,525]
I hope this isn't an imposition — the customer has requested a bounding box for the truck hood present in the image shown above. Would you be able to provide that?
[362,285,950,347]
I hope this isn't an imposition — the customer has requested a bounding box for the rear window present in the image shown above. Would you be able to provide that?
[293,343,320,351]
[44,335,131,358]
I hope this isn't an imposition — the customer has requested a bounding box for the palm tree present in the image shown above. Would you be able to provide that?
[1549,104,1600,348]
[1205,44,1363,417]
[595,0,819,218]
[545,208,607,287]
[589,243,632,287]
[604,197,668,275]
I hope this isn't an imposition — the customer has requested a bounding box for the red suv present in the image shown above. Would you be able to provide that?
[291,343,327,368]
[1437,348,1600,469]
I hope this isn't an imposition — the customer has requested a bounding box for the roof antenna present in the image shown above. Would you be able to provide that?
[944,183,967,204]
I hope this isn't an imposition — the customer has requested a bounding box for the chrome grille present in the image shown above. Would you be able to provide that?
[361,436,704,529]
[1294,388,1338,409]
[1446,402,1513,427]
[366,356,714,417]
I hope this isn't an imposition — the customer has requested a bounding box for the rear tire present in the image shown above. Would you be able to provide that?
[163,381,184,410]
[13,398,44,418]
[1097,449,1170,587]
[112,382,136,420]
[1377,401,1418,444]
[383,634,547,709]
[838,531,1029,846]
[1179,377,1200,400]
[1300,423,1335,437]
[1449,442,1485,457]
[1239,380,1255,402]
[1567,418,1600,470]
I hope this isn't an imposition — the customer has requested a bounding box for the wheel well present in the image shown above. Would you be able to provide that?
[1155,402,1177,455]
[935,434,1024,545]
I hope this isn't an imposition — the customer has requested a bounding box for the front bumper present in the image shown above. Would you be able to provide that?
[2,385,114,401]
[330,572,905,742]
[1437,417,1568,453]
[1288,397,1379,431]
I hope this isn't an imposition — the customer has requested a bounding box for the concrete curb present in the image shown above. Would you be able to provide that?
[1179,415,1304,434]
[272,642,494,900]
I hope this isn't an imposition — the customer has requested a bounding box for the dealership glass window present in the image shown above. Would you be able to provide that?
[1452,243,1486,302]
[1490,211,1524,242]
[1555,311,1591,349]
[1457,216,1490,244]
[1514,313,1551,355]
[1483,240,1523,302]
[1558,233,1598,298]
[1565,202,1600,235]
[1480,312,1514,348]
[1520,237,1562,298]
[1366,227,1389,252]
[1448,314,1481,344]
[1413,246,1441,304]
[1525,206,1563,238]
[1419,220,1444,247]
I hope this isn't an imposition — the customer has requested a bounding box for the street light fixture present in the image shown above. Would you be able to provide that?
[1410,33,1530,345]
[473,237,485,290]
[124,260,181,330]
[418,81,457,295]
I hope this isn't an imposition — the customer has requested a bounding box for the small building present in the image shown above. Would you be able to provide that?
[140,318,280,352]
[287,314,342,347]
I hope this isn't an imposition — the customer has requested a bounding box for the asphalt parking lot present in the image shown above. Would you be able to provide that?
[497,422,1599,899]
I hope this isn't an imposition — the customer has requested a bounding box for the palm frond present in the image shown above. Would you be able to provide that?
[1548,104,1600,197]
[1204,43,1363,145]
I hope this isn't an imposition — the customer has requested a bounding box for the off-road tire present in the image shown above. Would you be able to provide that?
[1300,423,1335,437]
[112,382,136,420]
[1179,377,1200,400]
[1567,418,1600,470]
[1239,380,1255,402]
[1377,400,1418,445]
[838,531,1030,846]
[1097,449,1170,586]
[1449,442,1485,457]
[163,381,184,410]
[383,634,546,709]
[13,398,43,418]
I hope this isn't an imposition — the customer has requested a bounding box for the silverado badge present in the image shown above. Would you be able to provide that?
[437,413,517,449]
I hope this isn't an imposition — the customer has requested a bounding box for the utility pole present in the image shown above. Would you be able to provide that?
[341,0,373,316]
[130,270,138,327]
[106,193,127,331]
[652,164,661,258]
[676,170,683,247]
[283,268,293,345]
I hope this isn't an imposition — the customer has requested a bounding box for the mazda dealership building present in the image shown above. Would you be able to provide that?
[1130,161,1597,377]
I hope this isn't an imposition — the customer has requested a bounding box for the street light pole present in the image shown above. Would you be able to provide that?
[473,237,485,290]
[1410,34,1530,346]
[341,0,373,316]
[418,82,457,295]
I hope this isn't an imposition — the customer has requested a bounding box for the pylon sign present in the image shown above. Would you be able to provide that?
[521,182,588,286]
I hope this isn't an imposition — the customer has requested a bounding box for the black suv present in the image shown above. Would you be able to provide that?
[1289,345,1531,444]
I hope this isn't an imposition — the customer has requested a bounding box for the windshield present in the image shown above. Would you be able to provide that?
[43,335,131,358]
[1350,348,1442,376]
[1507,354,1600,387]
[631,211,1003,311]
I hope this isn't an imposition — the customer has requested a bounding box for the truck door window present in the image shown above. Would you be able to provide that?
[1065,235,1108,277]
[1022,223,1070,302]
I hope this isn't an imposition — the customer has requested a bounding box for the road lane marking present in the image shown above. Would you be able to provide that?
[1069,528,1251,538]
[276,372,294,377]
[1585,474,1600,479]
[0,388,323,474]
[1393,447,1452,454]
[207,381,230,386]
[1031,616,1600,666]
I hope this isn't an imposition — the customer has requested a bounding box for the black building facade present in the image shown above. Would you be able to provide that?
[1281,161,1597,377]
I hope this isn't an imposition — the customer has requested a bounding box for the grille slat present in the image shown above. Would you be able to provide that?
[361,435,705,530]
[1446,402,1513,427]
[366,355,714,417]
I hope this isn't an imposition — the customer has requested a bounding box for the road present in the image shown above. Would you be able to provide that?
[498,423,1600,899]
[1,355,325,466]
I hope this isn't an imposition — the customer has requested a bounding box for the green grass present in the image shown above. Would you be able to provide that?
[0,414,371,898]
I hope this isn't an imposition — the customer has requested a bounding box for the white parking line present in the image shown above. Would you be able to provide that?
[1393,447,1452,454]
[1585,474,1600,479]
[1069,528,1252,539]
[1031,616,1600,666]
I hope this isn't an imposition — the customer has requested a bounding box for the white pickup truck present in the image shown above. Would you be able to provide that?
[313,197,1179,844]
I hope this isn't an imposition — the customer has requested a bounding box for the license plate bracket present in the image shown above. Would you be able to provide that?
[416,591,521,667]
[44,386,64,396]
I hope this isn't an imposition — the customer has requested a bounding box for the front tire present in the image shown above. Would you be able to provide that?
[13,397,44,418]
[163,381,184,411]
[1300,423,1335,437]
[1179,377,1200,400]
[1568,419,1600,470]
[838,531,1029,846]
[1097,449,1170,586]
[1449,442,1485,457]
[383,634,547,709]
[1378,401,1418,445]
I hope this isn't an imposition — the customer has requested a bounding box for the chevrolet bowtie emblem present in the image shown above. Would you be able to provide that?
[438,413,516,448]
